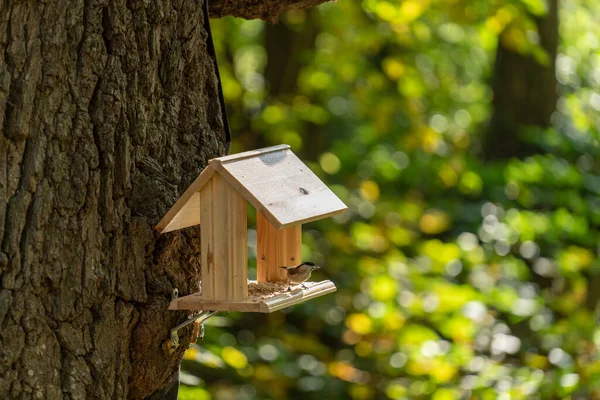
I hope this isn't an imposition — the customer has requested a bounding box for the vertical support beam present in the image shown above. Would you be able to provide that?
[257,211,302,282]
[200,174,247,301]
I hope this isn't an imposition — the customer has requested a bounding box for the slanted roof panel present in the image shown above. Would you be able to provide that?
[155,145,348,233]
[155,165,216,233]
[210,146,347,228]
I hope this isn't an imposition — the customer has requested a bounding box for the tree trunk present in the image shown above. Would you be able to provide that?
[0,0,225,398]
[484,0,559,160]
[0,0,331,398]
[209,0,333,22]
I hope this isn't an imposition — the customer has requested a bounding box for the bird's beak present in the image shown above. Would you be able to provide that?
[313,266,321,270]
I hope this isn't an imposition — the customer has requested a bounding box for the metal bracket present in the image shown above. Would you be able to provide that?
[170,310,217,349]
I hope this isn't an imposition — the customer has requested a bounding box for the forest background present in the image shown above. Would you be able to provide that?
[180,0,600,399]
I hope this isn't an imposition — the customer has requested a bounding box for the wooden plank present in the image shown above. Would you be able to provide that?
[227,175,248,301]
[169,293,261,312]
[155,165,216,233]
[260,280,337,312]
[168,280,336,313]
[161,192,200,233]
[266,190,346,229]
[211,144,290,164]
[200,178,215,299]
[157,145,347,233]
[257,211,280,282]
[200,175,248,301]
[281,224,302,268]
[210,148,347,229]
[257,211,301,282]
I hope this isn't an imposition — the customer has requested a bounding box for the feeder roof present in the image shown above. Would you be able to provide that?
[155,144,348,233]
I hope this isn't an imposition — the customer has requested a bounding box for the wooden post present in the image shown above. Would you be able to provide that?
[257,211,302,282]
[200,174,248,301]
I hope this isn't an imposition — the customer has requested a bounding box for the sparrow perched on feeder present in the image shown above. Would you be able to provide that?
[280,262,321,291]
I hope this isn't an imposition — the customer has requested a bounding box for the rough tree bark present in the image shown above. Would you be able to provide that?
[0,0,330,399]
[484,0,559,160]
[209,0,333,22]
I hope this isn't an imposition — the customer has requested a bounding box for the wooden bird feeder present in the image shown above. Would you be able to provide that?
[156,144,347,313]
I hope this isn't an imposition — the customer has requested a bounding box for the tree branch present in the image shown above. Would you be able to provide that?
[209,0,335,21]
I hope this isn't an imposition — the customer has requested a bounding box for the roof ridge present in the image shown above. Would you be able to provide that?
[209,144,290,165]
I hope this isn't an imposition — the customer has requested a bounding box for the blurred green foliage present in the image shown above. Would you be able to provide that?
[181,0,600,398]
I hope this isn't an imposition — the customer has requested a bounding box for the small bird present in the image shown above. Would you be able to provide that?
[280,262,321,291]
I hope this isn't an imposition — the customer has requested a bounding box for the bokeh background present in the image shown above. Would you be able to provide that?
[180,0,600,398]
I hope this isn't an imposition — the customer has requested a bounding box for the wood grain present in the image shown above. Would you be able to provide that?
[212,144,290,164]
[169,280,336,312]
[155,165,216,233]
[156,145,347,233]
[211,146,347,229]
[260,280,337,312]
[200,174,248,301]
[257,211,301,282]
